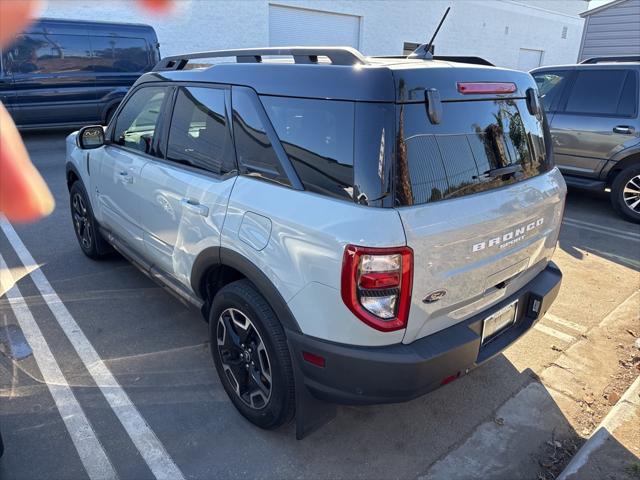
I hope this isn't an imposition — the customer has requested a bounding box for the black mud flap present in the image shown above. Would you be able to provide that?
[290,347,337,440]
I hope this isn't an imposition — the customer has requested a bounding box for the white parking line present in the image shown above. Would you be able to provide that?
[0,254,118,480]
[0,218,185,480]
[562,218,640,242]
[533,323,576,343]
[544,313,588,334]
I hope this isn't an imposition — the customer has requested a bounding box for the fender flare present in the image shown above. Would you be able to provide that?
[191,246,302,333]
[601,146,640,182]
[65,162,83,190]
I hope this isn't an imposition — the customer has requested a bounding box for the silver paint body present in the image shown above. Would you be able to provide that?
[67,132,566,347]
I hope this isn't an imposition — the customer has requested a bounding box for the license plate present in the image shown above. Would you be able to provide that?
[482,300,518,344]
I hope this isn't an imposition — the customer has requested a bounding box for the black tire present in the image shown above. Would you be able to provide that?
[69,182,111,259]
[209,279,295,429]
[610,164,640,223]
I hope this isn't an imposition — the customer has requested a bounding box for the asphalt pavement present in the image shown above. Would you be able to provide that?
[1,132,639,480]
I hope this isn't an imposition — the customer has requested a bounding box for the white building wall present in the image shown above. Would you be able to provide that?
[40,0,585,69]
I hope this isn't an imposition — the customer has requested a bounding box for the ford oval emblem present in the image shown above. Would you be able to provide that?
[423,290,447,304]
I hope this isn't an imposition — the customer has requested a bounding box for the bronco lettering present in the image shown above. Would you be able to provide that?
[472,218,544,252]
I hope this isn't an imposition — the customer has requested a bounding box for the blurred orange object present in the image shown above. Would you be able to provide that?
[0,104,54,222]
[0,0,173,223]
[0,0,40,46]
[139,0,174,12]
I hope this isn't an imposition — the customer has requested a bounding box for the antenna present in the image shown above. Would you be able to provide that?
[408,7,451,60]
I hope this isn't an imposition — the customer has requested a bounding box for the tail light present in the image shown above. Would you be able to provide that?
[457,82,517,94]
[341,245,413,332]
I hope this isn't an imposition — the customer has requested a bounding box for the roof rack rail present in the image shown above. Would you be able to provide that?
[580,55,640,64]
[154,47,368,71]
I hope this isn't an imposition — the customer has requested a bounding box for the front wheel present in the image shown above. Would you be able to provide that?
[610,164,640,223]
[69,182,111,259]
[209,280,295,429]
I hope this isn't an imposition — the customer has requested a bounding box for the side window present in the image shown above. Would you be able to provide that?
[167,87,235,175]
[565,70,628,115]
[532,70,570,112]
[5,34,92,74]
[231,87,290,186]
[617,72,638,117]
[90,36,150,73]
[113,87,166,156]
[261,96,355,200]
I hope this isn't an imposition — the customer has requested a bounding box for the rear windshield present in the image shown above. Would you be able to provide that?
[395,99,551,206]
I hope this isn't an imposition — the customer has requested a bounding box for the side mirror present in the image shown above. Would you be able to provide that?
[77,126,105,149]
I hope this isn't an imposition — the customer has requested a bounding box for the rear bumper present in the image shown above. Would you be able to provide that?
[287,262,562,405]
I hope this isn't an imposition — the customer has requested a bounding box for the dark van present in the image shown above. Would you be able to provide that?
[0,18,160,130]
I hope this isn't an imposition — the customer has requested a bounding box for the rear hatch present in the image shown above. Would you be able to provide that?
[391,63,566,344]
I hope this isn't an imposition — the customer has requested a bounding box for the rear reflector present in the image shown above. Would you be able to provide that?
[457,82,517,94]
[302,351,326,368]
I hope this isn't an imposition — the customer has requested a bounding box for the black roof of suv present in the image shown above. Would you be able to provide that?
[145,47,533,103]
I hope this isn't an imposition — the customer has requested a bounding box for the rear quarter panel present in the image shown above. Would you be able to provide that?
[222,176,408,346]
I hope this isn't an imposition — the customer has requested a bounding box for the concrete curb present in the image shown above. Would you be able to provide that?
[557,374,640,480]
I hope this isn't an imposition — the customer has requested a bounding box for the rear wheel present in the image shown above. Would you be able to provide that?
[610,164,640,223]
[69,182,111,259]
[209,280,295,429]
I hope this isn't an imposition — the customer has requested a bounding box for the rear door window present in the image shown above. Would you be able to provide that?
[5,33,92,74]
[617,71,638,117]
[565,70,629,116]
[90,36,150,72]
[261,96,355,200]
[231,87,290,186]
[113,86,167,156]
[532,70,570,112]
[167,86,235,175]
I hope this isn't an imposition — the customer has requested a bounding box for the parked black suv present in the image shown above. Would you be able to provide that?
[0,18,160,130]
[532,57,640,223]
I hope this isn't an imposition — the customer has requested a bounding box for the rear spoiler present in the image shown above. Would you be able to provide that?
[371,55,494,66]
[433,56,494,66]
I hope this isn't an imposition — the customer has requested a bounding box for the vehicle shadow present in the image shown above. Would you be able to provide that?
[559,188,640,271]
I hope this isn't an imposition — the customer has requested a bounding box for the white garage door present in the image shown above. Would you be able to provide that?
[269,5,360,49]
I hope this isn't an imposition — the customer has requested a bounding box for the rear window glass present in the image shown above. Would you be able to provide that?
[565,70,628,115]
[396,99,550,206]
[261,96,355,201]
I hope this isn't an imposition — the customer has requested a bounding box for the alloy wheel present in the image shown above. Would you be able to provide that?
[72,193,93,250]
[623,174,640,214]
[216,308,272,409]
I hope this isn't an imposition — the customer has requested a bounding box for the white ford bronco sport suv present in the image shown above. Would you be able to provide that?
[66,46,566,438]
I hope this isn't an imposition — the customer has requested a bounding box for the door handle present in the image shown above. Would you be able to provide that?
[118,171,133,184]
[613,125,634,134]
[180,198,209,217]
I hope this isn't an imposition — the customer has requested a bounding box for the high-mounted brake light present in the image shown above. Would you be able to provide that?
[341,245,413,332]
[457,82,517,94]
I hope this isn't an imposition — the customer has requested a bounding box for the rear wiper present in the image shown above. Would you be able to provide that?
[477,164,523,179]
